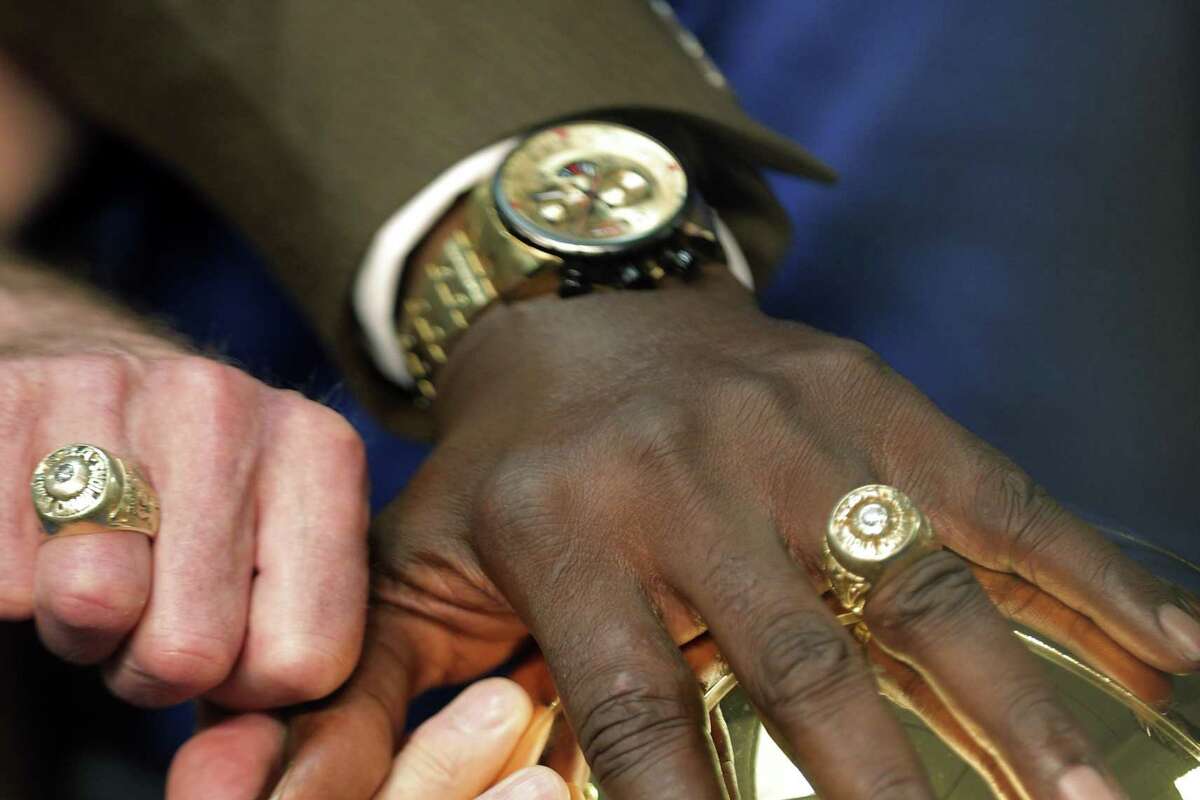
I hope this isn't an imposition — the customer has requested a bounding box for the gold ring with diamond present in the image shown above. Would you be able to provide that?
[31,444,160,539]
[821,484,941,616]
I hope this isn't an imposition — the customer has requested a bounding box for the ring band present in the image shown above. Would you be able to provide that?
[31,444,160,539]
[821,484,940,616]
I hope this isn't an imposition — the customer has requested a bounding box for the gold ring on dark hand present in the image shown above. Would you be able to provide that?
[821,484,940,616]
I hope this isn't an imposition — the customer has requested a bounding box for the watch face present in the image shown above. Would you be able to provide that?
[493,122,690,256]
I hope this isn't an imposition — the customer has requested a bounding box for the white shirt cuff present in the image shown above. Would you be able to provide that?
[353,138,755,388]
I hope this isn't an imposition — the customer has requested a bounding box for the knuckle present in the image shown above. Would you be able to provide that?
[799,338,901,416]
[752,609,861,720]
[66,351,133,383]
[163,355,245,395]
[40,577,144,638]
[699,549,760,618]
[574,671,700,786]
[51,352,135,410]
[1082,545,1127,592]
[254,634,355,703]
[704,370,798,441]
[158,356,255,432]
[973,453,1057,548]
[866,552,987,644]
[115,632,236,704]
[475,452,569,548]
[603,397,699,478]
[319,412,366,464]
[276,392,364,455]
[0,362,35,445]
[404,734,462,788]
[595,397,729,517]
[825,338,891,379]
[1003,680,1091,754]
[274,391,367,480]
[861,768,935,800]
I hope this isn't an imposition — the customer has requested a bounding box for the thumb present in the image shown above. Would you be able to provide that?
[267,607,417,799]
[166,708,286,800]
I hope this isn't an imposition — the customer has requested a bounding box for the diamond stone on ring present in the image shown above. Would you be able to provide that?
[821,484,940,616]
[31,444,160,538]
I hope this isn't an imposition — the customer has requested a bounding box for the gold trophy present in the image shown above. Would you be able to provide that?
[507,525,1200,799]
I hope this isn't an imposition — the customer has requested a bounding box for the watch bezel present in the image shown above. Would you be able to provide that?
[491,121,693,258]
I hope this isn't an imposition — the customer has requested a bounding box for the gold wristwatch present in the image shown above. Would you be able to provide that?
[397,120,724,401]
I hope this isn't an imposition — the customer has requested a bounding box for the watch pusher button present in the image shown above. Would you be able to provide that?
[559,264,592,297]
[618,262,657,290]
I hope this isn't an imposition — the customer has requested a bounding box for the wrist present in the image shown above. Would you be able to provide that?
[432,267,758,434]
[395,121,747,404]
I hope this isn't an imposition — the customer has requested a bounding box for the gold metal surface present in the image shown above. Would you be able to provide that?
[396,122,719,400]
[822,484,941,616]
[520,534,1200,799]
[397,180,560,400]
[495,122,688,255]
[552,626,1200,799]
[31,444,159,538]
[697,634,1200,799]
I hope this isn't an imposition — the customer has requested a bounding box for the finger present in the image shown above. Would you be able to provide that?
[377,678,532,800]
[972,565,1173,707]
[483,547,728,800]
[865,550,1126,800]
[886,397,1200,673]
[269,607,416,800]
[665,511,933,800]
[0,365,41,619]
[166,710,285,800]
[34,533,151,662]
[496,702,561,780]
[869,643,1021,800]
[30,363,151,662]
[208,394,369,709]
[106,359,260,706]
[476,767,571,800]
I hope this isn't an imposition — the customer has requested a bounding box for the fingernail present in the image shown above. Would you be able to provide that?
[1159,604,1200,662]
[1057,765,1121,800]
[478,766,568,800]
[449,678,526,732]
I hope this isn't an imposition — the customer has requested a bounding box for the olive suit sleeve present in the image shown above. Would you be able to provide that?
[0,0,832,437]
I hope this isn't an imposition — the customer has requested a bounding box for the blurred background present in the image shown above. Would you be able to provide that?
[3,1,1197,797]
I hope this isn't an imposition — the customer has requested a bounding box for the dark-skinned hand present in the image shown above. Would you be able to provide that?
[171,259,1200,800]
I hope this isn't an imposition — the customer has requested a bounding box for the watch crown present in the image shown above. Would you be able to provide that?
[664,247,700,280]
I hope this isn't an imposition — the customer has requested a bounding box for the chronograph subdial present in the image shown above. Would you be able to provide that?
[527,167,654,242]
